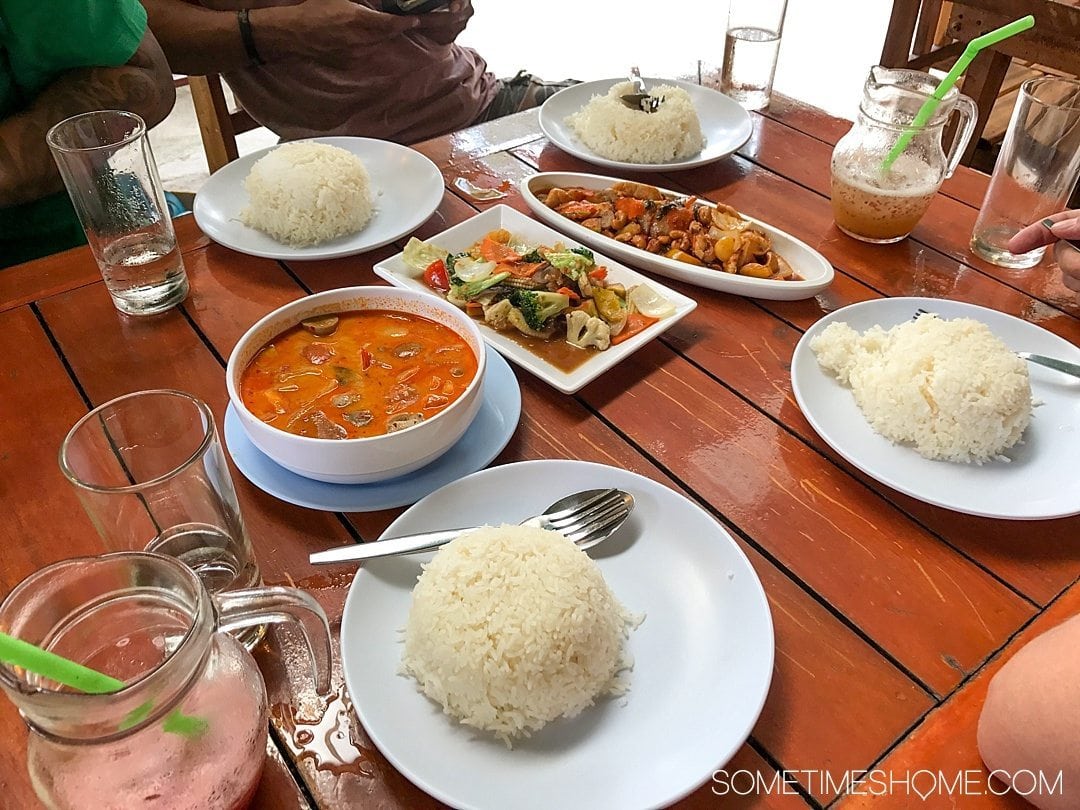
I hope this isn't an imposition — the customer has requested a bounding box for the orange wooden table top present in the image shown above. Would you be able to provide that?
[1,98,1077,810]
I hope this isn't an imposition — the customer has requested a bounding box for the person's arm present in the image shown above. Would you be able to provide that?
[141,0,419,75]
[0,30,175,208]
[410,0,473,47]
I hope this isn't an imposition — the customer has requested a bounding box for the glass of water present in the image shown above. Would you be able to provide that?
[46,111,188,315]
[720,0,788,111]
[58,389,260,604]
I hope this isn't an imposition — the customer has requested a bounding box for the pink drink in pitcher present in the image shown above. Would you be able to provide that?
[0,553,332,810]
[31,629,268,809]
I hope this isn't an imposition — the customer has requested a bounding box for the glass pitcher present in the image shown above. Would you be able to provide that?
[830,66,978,243]
[0,552,332,810]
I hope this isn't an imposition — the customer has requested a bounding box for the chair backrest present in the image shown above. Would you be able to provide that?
[188,74,259,174]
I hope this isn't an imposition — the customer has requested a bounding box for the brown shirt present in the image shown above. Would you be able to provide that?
[223,1,497,144]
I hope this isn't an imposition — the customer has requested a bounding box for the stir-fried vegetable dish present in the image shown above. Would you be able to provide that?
[403,229,676,353]
[537,181,799,281]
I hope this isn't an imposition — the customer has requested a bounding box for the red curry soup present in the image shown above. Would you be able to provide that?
[240,310,478,440]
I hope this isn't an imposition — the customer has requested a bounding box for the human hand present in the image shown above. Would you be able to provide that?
[1008,210,1080,292]
[411,0,473,45]
[270,0,420,65]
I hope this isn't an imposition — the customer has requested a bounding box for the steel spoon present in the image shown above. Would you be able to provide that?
[308,488,634,565]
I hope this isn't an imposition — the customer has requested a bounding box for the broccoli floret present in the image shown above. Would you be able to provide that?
[452,271,511,300]
[569,246,594,261]
[508,290,571,331]
[520,248,545,263]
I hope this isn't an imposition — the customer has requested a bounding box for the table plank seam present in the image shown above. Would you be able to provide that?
[820,710,934,808]
[749,735,825,809]
[177,303,229,368]
[29,303,93,411]
[335,512,371,545]
[0,278,100,316]
[268,725,319,809]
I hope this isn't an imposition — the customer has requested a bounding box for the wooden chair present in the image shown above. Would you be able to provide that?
[880,0,1080,163]
[188,74,260,173]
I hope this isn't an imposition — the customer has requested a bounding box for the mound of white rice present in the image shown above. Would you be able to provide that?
[240,142,373,246]
[566,81,704,164]
[401,523,640,745]
[811,314,1032,463]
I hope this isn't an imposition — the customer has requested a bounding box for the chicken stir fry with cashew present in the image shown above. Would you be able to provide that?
[402,229,677,354]
[538,181,800,281]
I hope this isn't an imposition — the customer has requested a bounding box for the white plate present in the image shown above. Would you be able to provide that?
[791,297,1080,519]
[340,459,774,810]
[521,171,834,301]
[538,78,753,173]
[192,137,444,260]
[372,205,697,394]
[222,346,520,512]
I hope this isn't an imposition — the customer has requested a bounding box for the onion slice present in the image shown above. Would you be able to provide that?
[628,284,676,319]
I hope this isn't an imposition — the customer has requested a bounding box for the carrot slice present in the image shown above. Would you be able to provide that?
[611,312,659,345]
[615,197,646,220]
[480,236,522,264]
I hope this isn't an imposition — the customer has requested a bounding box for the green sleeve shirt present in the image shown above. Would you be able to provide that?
[0,0,148,268]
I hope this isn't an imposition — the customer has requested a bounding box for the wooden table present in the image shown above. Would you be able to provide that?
[2,98,1078,809]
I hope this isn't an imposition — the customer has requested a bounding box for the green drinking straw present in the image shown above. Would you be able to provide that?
[0,630,207,738]
[880,14,1036,173]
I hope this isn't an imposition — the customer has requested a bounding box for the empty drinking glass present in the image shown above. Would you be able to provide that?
[970,77,1080,269]
[46,110,188,315]
[59,389,260,604]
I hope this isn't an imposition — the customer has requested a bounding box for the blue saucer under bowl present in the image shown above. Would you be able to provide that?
[223,346,521,512]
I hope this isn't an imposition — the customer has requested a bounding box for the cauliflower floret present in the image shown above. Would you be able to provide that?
[483,298,515,331]
[565,310,611,350]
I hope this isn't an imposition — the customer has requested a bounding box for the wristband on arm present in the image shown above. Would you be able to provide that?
[237,9,265,66]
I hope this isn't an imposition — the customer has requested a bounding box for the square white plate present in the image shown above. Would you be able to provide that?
[373,205,697,394]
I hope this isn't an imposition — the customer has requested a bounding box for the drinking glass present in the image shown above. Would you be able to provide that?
[719,0,788,110]
[58,389,260,599]
[970,77,1080,269]
[0,551,331,810]
[46,110,188,315]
